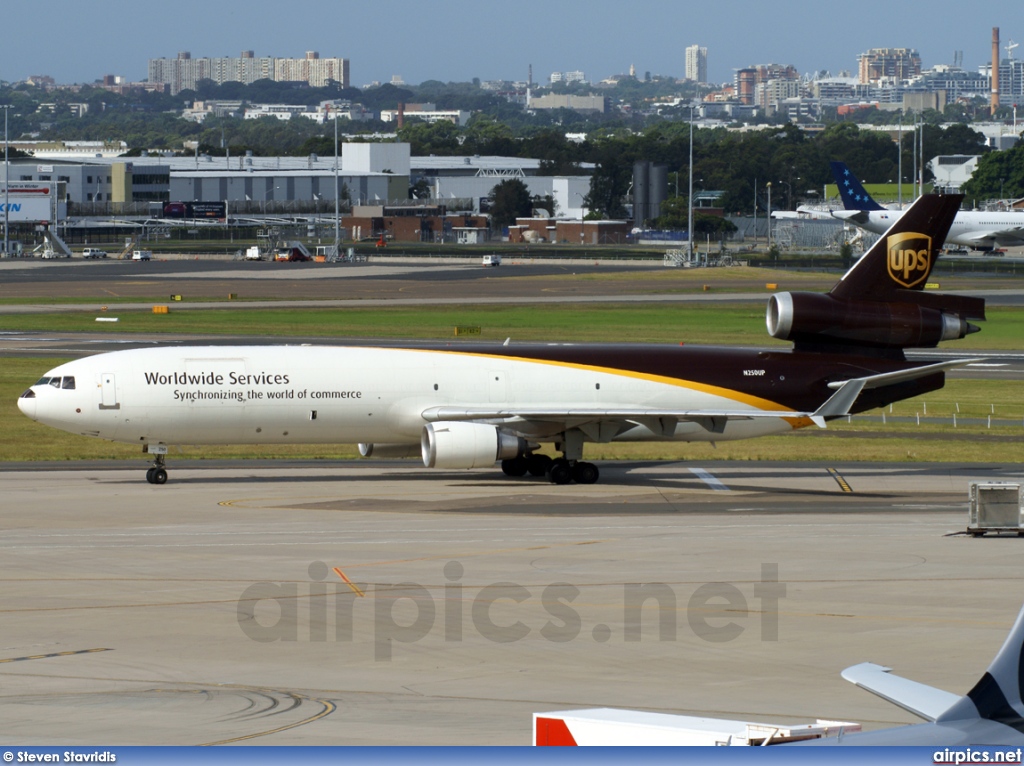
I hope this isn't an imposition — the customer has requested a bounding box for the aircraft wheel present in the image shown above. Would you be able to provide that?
[572,461,600,485]
[151,468,168,485]
[527,454,552,477]
[547,459,573,485]
[145,468,155,484]
[501,457,529,477]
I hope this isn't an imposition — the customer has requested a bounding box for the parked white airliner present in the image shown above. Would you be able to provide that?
[18,195,984,486]
[830,161,1024,250]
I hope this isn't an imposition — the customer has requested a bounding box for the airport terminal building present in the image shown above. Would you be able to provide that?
[2,142,595,220]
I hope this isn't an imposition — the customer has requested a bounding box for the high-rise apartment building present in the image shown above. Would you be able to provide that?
[857,48,921,84]
[734,64,798,105]
[550,70,587,84]
[148,51,350,95]
[685,45,707,83]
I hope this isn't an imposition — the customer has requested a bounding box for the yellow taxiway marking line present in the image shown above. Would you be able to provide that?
[332,567,365,597]
[827,467,854,493]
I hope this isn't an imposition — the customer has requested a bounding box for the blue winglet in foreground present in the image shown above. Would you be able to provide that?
[830,160,885,211]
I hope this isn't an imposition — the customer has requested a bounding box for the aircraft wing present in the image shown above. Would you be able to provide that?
[957,228,1024,247]
[422,360,974,433]
[423,405,817,436]
[841,662,961,722]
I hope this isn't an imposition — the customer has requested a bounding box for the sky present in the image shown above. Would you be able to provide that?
[1,0,1018,88]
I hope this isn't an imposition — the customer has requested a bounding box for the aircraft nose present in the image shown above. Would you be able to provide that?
[17,389,37,420]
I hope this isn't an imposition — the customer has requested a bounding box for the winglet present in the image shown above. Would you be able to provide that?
[811,378,867,425]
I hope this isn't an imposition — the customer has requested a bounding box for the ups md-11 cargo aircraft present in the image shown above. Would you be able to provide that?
[18,194,984,486]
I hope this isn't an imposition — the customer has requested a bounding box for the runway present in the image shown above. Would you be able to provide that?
[2,257,1024,307]
[1,461,1022,745]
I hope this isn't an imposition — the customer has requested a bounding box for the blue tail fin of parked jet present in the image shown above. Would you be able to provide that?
[830,161,885,211]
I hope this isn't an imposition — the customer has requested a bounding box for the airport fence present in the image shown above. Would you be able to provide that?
[845,401,1024,430]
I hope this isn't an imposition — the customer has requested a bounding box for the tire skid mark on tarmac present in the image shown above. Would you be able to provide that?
[199,690,336,745]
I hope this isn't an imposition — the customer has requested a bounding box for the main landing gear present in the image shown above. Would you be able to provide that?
[145,451,168,485]
[501,453,600,485]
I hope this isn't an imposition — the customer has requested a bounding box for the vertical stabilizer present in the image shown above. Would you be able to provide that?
[831,161,885,211]
[937,605,1024,726]
[830,193,961,301]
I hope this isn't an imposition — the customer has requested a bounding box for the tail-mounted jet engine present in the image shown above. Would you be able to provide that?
[767,292,980,350]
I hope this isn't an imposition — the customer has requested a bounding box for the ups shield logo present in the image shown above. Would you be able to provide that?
[886,231,932,288]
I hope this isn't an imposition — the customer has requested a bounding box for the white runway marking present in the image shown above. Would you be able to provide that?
[689,467,729,491]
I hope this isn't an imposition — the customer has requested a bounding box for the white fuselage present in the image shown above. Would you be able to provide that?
[17,345,796,451]
[833,208,1024,249]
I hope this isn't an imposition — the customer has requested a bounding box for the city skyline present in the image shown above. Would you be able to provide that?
[1,0,1017,89]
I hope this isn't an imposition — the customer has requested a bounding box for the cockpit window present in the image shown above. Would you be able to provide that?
[49,378,62,388]
[35,377,51,386]
[61,376,75,390]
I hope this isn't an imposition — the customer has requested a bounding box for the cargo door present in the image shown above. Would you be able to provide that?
[99,373,119,410]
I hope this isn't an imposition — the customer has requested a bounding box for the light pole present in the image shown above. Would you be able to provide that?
[2,105,9,258]
[766,182,772,252]
[687,103,695,261]
[575,192,586,245]
[333,105,340,253]
[897,109,903,208]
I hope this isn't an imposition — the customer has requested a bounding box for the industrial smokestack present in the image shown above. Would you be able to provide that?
[992,27,1000,113]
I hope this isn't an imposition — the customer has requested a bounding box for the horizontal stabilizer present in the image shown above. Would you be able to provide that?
[841,662,961,722]
[825,359,973,392]
[802,358,973,426]
[892,290,986,322]
[935,603,1024,725]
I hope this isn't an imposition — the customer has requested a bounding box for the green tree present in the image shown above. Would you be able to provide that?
[397,120,460,155]
[653,196,689,229]
[489,178,533,230]
[961,142,1024,202]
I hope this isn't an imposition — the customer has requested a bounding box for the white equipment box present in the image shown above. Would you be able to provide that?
[969,482,1024,536]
